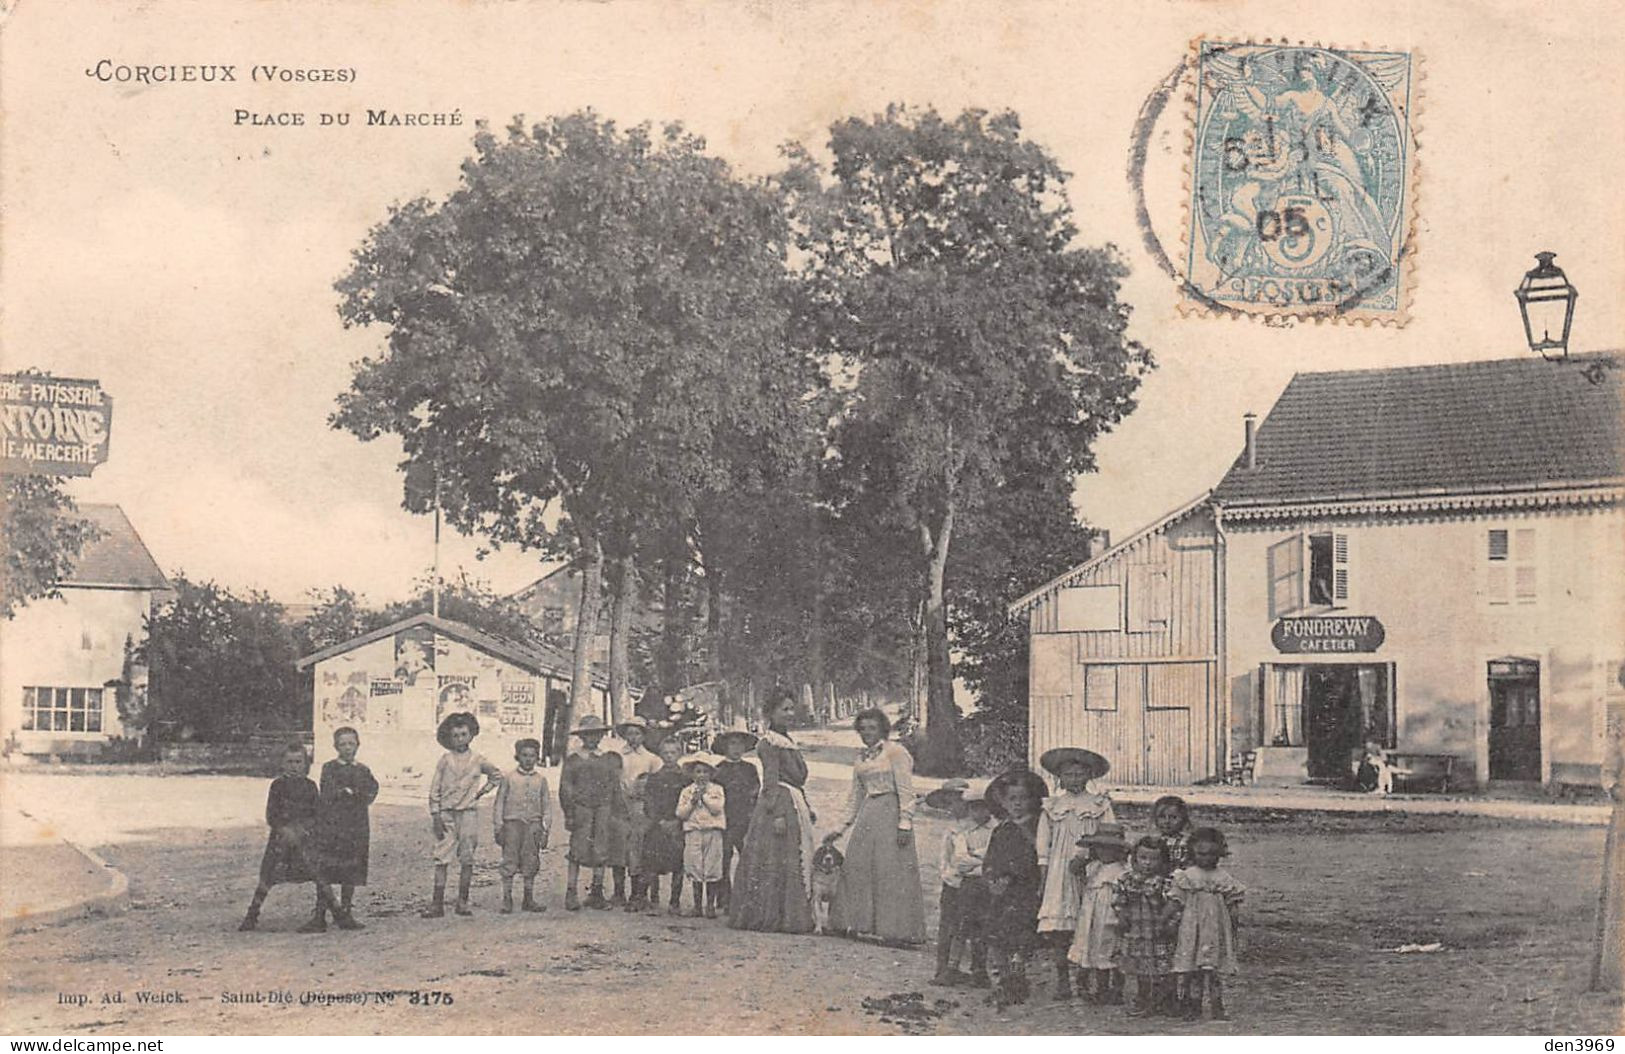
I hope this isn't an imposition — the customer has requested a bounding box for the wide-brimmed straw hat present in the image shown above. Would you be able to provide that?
[616,715,650,732]
[1076,821,1128,850]
[1039,747,1111,781]
[569,714,611,737]
[923,778,971,812]
[985,768,1050,816]
[710,730,758,756]
[435,711,480,750]
[679,752,721,772]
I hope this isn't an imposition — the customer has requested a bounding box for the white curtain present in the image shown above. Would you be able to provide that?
[1266,665,1305,746]
[1355,666,1383,746]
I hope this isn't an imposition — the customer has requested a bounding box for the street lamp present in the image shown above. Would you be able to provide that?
[1514,251,1578,361]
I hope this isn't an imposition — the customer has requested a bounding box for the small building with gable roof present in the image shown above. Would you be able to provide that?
[1,504,170,757]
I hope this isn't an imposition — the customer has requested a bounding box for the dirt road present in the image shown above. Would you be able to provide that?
[1,771,1620,1035]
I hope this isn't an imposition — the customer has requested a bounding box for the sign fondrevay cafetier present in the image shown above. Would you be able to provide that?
[1271,615,1386,654]
[0,374,112,477]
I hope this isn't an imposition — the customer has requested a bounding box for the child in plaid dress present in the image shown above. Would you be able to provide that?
[1112,836,1178,1017]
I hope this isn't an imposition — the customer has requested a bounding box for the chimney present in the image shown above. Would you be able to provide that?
[1090,529,1111,557]
[1243,413,1259,470]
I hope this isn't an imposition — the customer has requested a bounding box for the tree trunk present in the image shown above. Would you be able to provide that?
[917,501,962,775]
[660,542,685,695]
[607,552,635,724]
[704,564,728,726]
[567,530,604,733]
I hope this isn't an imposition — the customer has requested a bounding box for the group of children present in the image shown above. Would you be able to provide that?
[241,710,760,931]
[239,726,380,933]
[927,748,1245,1022]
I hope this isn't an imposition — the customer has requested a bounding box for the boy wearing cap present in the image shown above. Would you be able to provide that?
[558,714,629,911]
[928,780,995,986]
[423,712,503,918]
[615,716,662,910]
[676,754,727,917]
[493,737,551,914]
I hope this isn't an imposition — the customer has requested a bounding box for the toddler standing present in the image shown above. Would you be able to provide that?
[1151,795,1194,872]
[676,754,727,917]
[1112,836,1178,1017]
[423,712,503,918]
[493,737,551,914]
[1067,821,1129,1004]
[1170,826,1245,1021]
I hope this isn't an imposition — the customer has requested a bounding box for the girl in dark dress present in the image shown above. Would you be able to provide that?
[729,692,816,934]
[981,768,1047,1007]
[640,736,690,913]
[315,726,379,929]
[711,730,760,912]
[239,744,342,933]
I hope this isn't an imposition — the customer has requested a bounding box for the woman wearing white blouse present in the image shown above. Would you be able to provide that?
[823,708,927,945]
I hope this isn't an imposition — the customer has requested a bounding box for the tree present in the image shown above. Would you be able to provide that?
[335,111,791,734]
[787,106,1151,773]
[143,575,303,739]
[1,475,102,619]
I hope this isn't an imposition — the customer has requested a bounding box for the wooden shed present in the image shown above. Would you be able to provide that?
[1008,494,1224,785]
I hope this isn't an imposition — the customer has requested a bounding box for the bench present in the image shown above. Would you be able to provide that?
[1387,753,1456,794]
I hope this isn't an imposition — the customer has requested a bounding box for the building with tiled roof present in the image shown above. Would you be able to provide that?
[1,503,171,757]
[1016,355,1624,790]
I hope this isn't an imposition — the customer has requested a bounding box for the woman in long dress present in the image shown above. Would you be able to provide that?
[728,692,816,934]
[825,708,927,945]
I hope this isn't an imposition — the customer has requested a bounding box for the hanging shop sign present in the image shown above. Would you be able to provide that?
[1271,615,1385,654]
[0,374,113,477]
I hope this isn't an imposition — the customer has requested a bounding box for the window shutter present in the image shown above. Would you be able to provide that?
[1332,532,1353,606]
[1267,534,1304,620]
[1514,528,1538,604]
[1488,530,1509,561]
[1486,528,1510,604]
[1128,565,1171,630]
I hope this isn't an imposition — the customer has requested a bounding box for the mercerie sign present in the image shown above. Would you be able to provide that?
[1271,615,1385,654]
[0,374,113,477]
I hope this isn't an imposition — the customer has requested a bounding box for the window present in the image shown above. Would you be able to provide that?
[1083,665,1118,710]
[1269,531,1353,617]
[1486,527,1537,605]
[1128,566,1171,631]
[21,687,104,733]
[1056,585,1122,632]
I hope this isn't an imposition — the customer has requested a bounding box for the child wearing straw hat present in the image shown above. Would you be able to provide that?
[1035,747,1115,999]
[557,714,629,911]
[927,780,995,987]
[1068,821,1129,1004]
[710,730,760,912]
[423,712,503,918]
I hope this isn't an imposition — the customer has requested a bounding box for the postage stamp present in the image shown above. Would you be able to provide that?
[1183,40,1419,324]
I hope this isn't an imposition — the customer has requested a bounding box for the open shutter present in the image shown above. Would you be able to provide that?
[1267,534,1304,620]
[1332,531,1353,607]
[1513,528,1538,605]
[1486,528,1510,604]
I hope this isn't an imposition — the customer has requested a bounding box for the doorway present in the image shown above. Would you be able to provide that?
[1303,664,1391,782]
[1488,658,1541,781]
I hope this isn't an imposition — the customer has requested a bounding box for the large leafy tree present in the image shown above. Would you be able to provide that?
[1,475,102,619]
[334,112,789,729]
[786,106,1150,773]
[143,575,303,739]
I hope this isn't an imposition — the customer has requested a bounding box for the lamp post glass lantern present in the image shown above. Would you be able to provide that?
[1515,251,1578,360]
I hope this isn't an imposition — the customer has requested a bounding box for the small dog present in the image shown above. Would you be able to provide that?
[810,843,844,934]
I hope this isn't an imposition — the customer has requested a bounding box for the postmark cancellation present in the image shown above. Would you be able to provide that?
[1183,40,1419,325]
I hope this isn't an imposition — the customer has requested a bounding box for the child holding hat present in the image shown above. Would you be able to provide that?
[1035,747,1115,999]
[676,753,728,917]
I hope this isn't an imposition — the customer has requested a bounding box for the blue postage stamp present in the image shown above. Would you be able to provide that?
[1185,41,1417,323]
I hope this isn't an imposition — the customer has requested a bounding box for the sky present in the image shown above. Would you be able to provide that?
[2,0,1621,605]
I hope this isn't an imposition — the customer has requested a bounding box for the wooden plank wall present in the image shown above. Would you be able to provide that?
[1026,507,1221,785]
